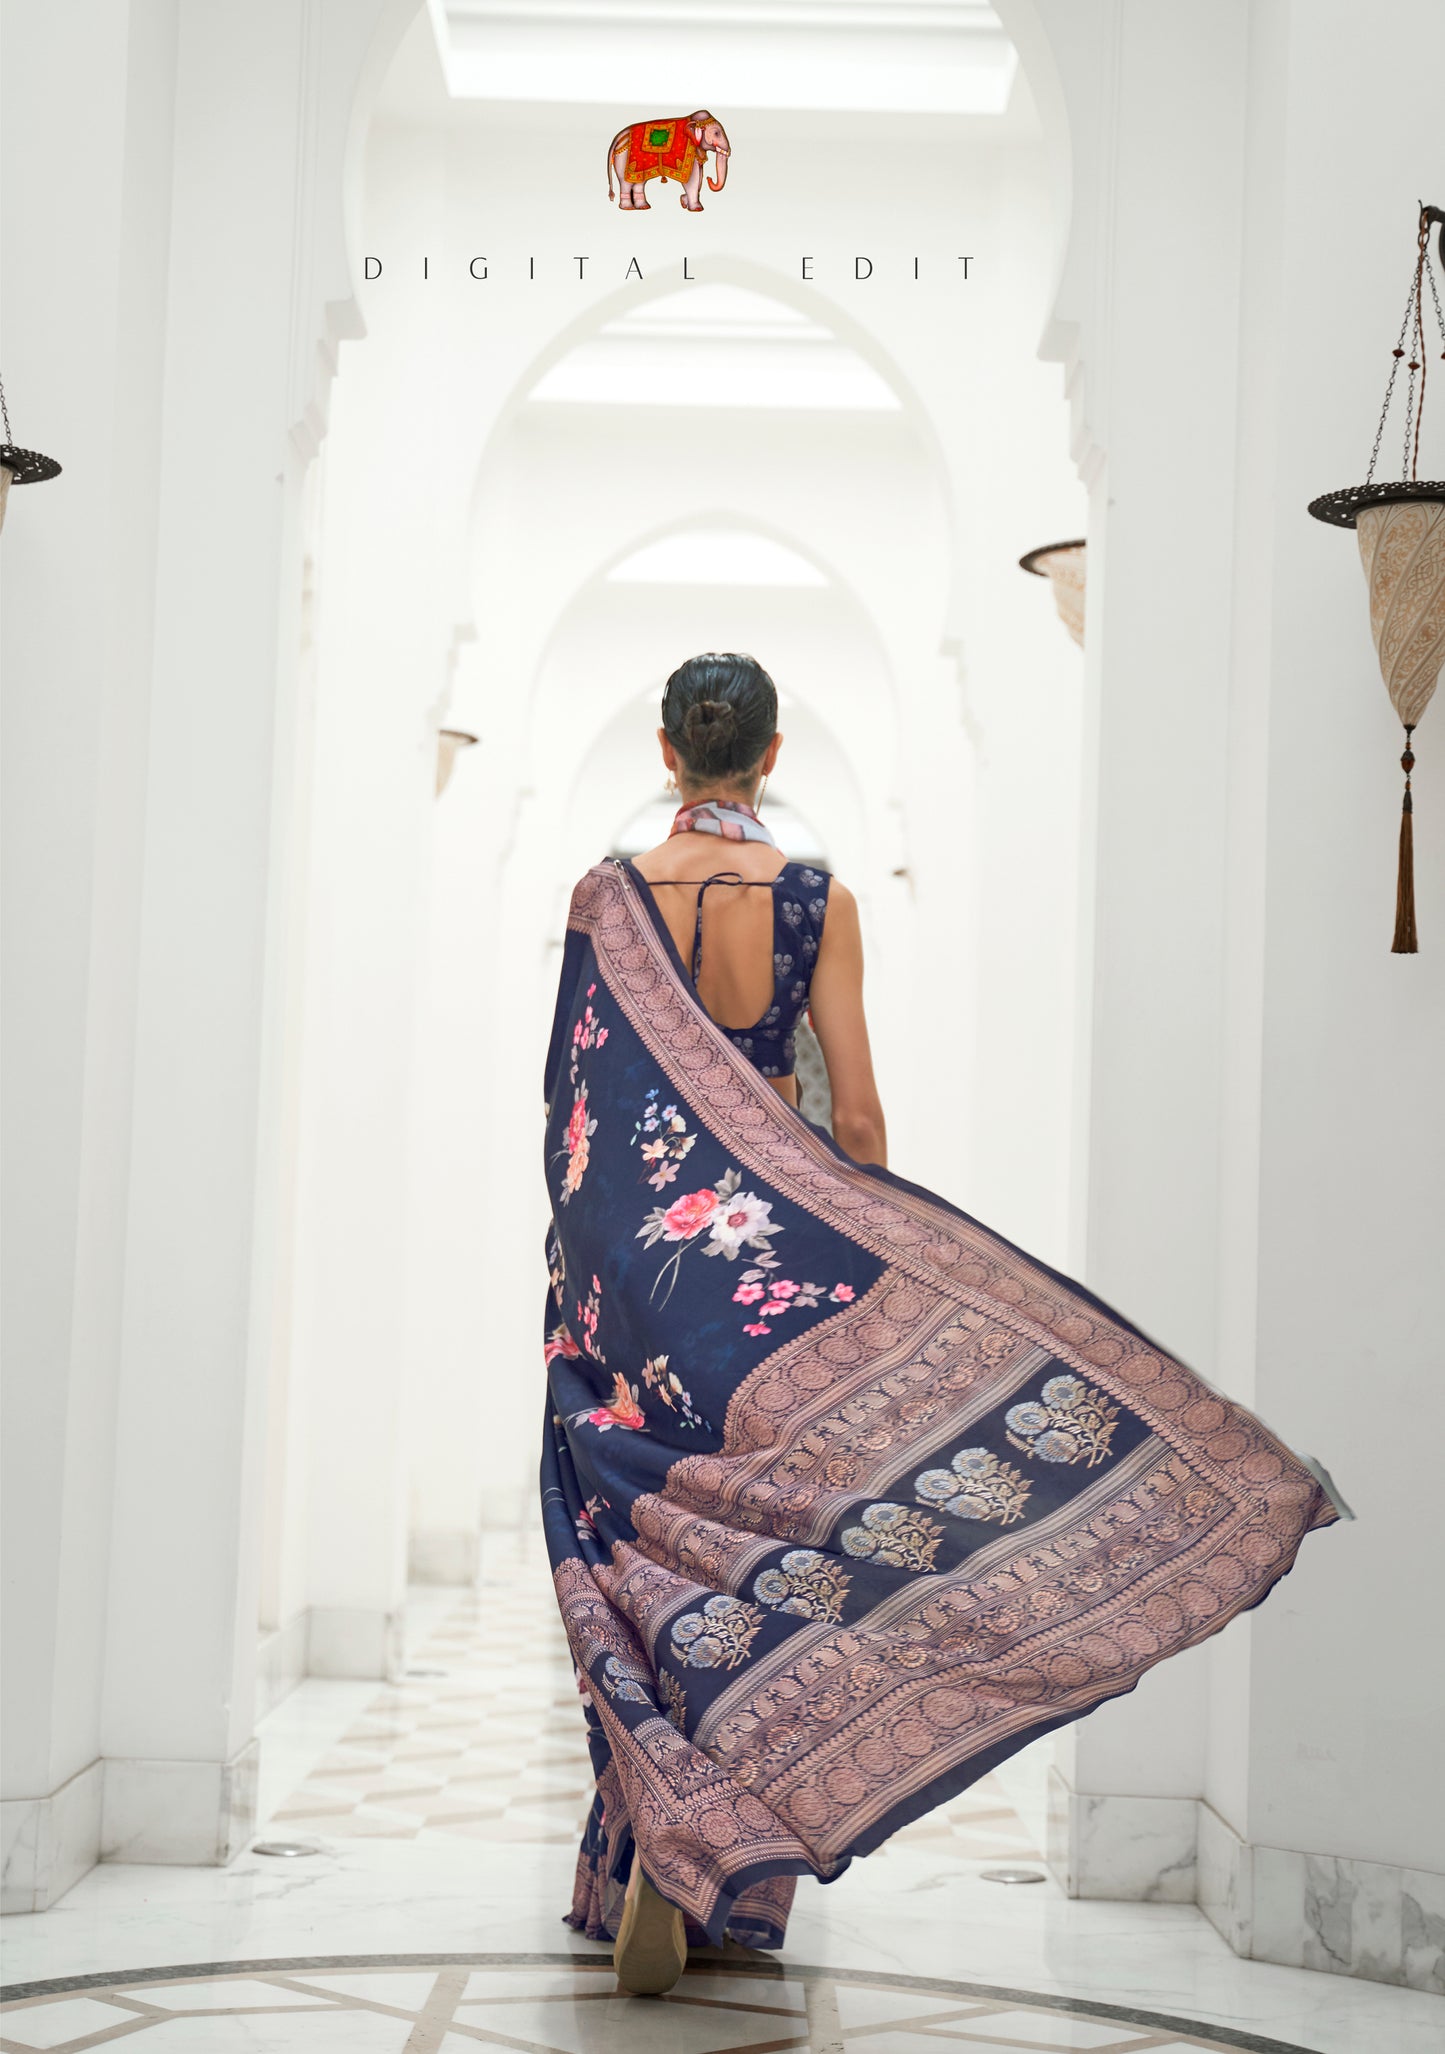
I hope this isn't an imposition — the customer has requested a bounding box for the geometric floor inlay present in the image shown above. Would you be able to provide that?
[0,1954,1330,2053]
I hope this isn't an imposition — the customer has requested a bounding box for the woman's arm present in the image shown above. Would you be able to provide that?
[806,881,888,1167]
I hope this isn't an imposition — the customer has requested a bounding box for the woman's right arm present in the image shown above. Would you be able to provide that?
[806,881,888,1167]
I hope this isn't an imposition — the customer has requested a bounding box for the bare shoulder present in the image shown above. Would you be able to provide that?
[820,875,860,935]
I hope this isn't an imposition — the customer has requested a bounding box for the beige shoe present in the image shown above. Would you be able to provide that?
[613,1863,687,1995]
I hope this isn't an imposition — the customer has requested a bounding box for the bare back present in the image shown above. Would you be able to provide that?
[629,835,888,1163]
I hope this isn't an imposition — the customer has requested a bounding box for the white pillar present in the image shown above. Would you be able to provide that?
[290,121,453,1668]
[1026,0,1445,1992]
[2,0,404,1900]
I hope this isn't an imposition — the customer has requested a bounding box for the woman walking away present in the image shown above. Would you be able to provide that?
[538,651,1346,1994]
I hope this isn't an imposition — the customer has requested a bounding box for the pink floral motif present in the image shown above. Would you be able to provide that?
[576,1275,605,1360]
[569,995,610,1085]
[544,1323,582,1365]
[659,1188,720,1240]
[731,1269,858,1338]
[572,1372,645,1433]
[638,1165,781,1307]
[559,1082,597,1204]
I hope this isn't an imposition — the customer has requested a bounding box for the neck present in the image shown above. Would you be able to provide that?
[678,788,758,810]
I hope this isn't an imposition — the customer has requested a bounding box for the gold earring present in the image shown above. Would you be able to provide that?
[664,769,678,795]
[756,774,768,809]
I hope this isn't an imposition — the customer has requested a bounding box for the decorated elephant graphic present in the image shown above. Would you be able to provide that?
[606,111,730,211]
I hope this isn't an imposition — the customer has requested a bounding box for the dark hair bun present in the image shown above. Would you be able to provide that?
[662,654,777,785]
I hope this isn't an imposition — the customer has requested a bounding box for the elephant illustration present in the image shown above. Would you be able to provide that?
[606,111,730,211]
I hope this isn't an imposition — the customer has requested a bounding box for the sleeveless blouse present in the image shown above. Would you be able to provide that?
[642,860,832,1080]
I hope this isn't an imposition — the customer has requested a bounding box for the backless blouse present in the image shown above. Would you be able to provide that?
[636,860,832,1080]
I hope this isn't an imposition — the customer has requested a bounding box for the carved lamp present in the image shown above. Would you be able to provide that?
[0,371,62,535]
[1019,539,1086,649]
[1309,204,1445,953]
[436,727,478,796]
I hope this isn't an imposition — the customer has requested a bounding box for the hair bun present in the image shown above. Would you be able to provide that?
[682,698,738,744]
[661,653,778,786]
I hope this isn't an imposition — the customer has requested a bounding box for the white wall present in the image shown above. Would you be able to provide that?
[1028,0,1444,1985]
[1,0,408,1904]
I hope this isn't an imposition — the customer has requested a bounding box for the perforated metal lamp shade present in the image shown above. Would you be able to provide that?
[436,727,479,796]
[1019,538,1086,648]
[0,445,63,535]
[1306,203,1445,952]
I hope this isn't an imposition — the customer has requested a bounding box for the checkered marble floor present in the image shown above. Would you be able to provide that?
[264,1533,1041,1866]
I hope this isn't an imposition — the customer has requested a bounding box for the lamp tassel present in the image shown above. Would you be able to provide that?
[1392,725,1418,955]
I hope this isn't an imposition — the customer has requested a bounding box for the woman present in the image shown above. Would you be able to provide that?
[539,652,1345,1996]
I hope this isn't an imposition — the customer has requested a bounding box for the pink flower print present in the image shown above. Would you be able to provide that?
[660,1188,721,1240]
[592,1275,601,1292]
[597,1028,608,1046]
[544,1323,582,1364]
[743,1322,771,1337]
[587,984,596,997]
[769,1279,800,1300]
[733,1281,765,1305]
[577,1373,645,1432]
[760,1299,788,1317]
[560,1082,597,1201]
[830,1283,856,1303]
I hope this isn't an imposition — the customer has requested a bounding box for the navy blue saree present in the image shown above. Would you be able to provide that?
[540,858,1343,1950]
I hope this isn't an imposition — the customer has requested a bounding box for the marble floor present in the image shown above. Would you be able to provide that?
[2,1533,1439,2054]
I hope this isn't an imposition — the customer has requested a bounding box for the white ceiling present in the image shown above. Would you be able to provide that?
[432,0,1018,113]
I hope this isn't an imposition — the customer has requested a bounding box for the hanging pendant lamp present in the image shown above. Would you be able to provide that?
[0,371,62,535]
[436,727,478,796]
[1019,538,1087,648]
[1308,204,1445,953]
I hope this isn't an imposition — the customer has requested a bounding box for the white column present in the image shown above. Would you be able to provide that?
[3,0,403,1897]
[1026,0,1445,1991]
[0,0,171,1913]
[1036,0,1253,1904]
[1197,0,1445,1986]
[291,122,453,1669]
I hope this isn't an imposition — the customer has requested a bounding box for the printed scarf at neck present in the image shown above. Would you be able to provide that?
[669,796,777,846]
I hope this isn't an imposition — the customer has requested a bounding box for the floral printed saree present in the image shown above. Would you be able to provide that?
[540,858,1345,1951]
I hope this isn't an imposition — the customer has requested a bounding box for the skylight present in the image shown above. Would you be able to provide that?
[438,1,1018,115]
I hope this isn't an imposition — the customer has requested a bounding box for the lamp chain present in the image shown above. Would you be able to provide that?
[0,372,11,446]
[1365,206,1445,487]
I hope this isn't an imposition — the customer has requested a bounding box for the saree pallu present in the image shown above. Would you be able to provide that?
[540,859,1345,1950]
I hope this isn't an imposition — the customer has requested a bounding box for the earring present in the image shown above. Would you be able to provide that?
[664,770,678,796]
[756,774,768,809]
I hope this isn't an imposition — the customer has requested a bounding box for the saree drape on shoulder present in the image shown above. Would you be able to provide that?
[539,859,1345,1951]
